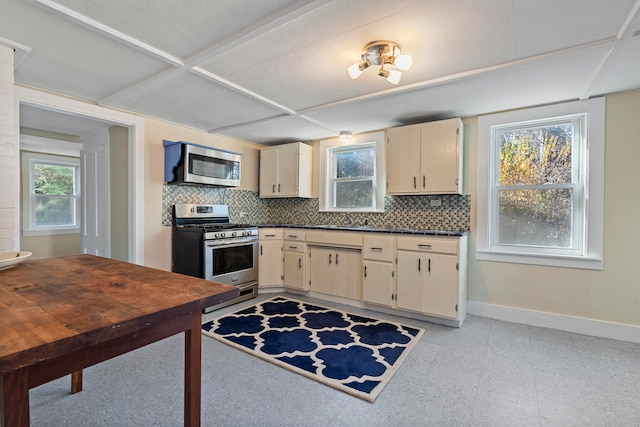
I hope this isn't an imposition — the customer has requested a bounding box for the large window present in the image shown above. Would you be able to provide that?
[477,98,605,270]
[319,131,385,213]
[22,152,80,236]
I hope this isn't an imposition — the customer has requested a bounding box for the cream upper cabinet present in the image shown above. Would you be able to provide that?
[259,142,312,198]
[386,125,421,194]
[386,118,463,195]
[258,229,283,288]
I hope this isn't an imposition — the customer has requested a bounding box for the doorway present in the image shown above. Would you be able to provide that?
[16,86,145,264]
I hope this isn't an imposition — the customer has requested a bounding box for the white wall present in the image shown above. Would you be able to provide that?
[465,89,640,337]
[0,46,17,251]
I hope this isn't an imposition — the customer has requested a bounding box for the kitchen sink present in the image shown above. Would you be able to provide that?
[316,224,377,230]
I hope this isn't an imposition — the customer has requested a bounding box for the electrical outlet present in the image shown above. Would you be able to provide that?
[430,199,442,207]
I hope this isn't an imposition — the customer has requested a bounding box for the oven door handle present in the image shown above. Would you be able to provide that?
[205,237,258,248]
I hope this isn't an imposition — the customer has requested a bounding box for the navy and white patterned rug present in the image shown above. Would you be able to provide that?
[202,296,424,402]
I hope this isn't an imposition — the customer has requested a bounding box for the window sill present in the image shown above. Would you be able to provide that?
[476,250,603,271]
[23,228,80,237]
[319,208,384,214]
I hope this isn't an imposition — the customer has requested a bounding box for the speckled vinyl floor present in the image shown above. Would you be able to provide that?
[29,293,640,426]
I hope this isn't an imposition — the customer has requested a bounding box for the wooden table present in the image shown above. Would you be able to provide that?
[0,254,239,427]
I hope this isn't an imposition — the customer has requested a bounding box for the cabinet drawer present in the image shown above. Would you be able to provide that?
[362,235,394,262]
[284,241,305,253]
[397,236,458,255]
[305,230,363,247]
[283,229,305,241]
[259,228,283,239]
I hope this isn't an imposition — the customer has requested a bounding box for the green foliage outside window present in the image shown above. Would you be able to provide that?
[33,163,77,226]
[333,146,375,209]
[497,124,574,247]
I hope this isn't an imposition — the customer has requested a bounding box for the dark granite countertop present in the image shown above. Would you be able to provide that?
[256,224,469,237]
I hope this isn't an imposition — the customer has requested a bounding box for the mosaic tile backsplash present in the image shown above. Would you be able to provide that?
[162,185,470,231]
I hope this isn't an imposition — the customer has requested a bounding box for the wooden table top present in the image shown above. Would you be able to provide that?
[0,254,239,372]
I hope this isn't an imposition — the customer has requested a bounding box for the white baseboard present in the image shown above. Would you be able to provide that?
[467,301,640,344]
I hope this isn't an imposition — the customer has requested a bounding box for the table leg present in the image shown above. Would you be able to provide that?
[71,370,83,394]
[1,368,30,427]
[184,312,202,427]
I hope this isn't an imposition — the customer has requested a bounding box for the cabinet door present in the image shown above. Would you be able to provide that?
[363,260,394,307]
[276,144,299,197]
[396,251,425,312]
[259,148,279,197]
[258,239,282,287]
[309,246,335,295]
[386,126,421,194]
[424,253,459,318]
[334,249,362,300]
[420,119,460,193]
[283,251,305,290]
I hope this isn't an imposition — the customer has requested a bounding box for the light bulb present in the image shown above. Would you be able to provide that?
[347,61,370,79]
[394,54,413,71]
[378,68,402,85]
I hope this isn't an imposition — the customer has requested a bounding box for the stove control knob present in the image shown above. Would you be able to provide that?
[231,231,237,237]
[243,231,250,236]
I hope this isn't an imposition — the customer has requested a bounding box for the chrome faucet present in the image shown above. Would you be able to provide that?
[345,213,354,225]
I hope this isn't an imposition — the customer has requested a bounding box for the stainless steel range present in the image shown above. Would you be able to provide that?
[171,203,258,312]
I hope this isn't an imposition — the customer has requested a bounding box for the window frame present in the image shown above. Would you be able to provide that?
[476,98,605,270]
[319,131,385,213]
[22,151,81,236]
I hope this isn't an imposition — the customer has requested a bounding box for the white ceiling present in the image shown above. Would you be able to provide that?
[4,0,640,144]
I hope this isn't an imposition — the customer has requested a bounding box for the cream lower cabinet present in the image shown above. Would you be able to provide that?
[258,228,283,288]
[396,235,466,320]
[283,229,307,291]
[362,235,395,307]
[309,246,362,300]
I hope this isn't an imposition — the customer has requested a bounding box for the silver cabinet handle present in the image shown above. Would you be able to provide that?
[413,176,417,189]
[288,234,298,239]
[329,253,332,264]
[272,184,275,193]
[418,258,421,272]
[288,246,298,250]
[428,258,431,272]
[370,247,383,252]
[278,183,281,192]
[299,258,302,269]
[335,253,339,264]
[423,175,426,188]
[260,245,263,256]
[364,265,367,278]
[417,244,432,249]
[265,234,276,237]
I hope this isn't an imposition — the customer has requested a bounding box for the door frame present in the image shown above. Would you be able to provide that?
[15,86,145,264]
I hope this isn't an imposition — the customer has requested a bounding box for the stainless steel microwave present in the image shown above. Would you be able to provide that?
[163,140,241,187]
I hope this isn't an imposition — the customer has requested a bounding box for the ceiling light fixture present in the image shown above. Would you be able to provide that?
[339,131,353,141]
[347,40,412,85]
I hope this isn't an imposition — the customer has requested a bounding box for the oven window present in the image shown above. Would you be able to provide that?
[211,244,254,276]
